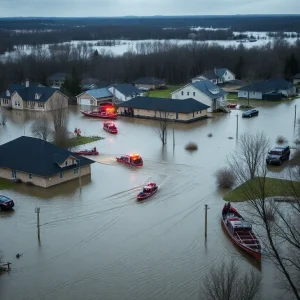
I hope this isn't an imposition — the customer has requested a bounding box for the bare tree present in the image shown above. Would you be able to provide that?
[215,167,236,188]
[227,132,300,300]
[199,260,262,300]
[50,92,69,133]
[155,111,169,145]
[31,117,51,141]
[228,132,269,180]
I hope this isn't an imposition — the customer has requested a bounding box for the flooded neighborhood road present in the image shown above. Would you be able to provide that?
[1,99,299,300]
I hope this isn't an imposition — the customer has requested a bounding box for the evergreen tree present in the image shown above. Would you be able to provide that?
[284,53,299,79]
[234,55,245,80]
[61,67,81,96]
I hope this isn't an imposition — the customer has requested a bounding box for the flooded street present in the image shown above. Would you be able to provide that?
[1,98,300,300]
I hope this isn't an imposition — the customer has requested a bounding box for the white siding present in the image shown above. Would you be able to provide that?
[238,90,262,99]
[293,79,300,85]
[172,84,226,113]
[108,87,143,102]
[222,71,235,82]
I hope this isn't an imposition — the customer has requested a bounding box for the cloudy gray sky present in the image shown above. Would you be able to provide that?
[1,0,300,17]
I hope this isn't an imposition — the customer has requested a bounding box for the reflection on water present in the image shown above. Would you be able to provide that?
[1,99,300,300]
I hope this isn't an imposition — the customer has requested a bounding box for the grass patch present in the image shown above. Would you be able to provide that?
[0,178,15,190]
[224,177,300,202]
[147,86,181,98]
[68,136,104,147]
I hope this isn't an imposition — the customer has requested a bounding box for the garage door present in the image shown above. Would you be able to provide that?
[80,98,92,105]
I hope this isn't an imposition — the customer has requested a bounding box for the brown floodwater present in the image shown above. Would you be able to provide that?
[0,99,300,300]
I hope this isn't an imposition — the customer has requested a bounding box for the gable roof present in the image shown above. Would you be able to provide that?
[293,73,300,79]
[0,82,44,100]
[117,96,209,113]
[238,79,295,92]
[215,68,231,77]
[110,84,143,97]
[48,73,68,81]
[14,87,61,102]
[134,77,165,85]
[191,80,227,99]
[82,88,113,99]
[198,70,219,80]
[0,136,94,177]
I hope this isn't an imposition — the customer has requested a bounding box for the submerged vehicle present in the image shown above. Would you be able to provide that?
[103,121,118,134]
[0,195,15,211]
[73,147,99,156]
[116,153,143,167]
[221,202,261,260]
[137,182,158,201]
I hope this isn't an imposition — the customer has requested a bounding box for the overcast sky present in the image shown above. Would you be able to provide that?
[1,0,300,17]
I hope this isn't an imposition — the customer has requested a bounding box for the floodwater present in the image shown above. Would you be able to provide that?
[1,98,300,300]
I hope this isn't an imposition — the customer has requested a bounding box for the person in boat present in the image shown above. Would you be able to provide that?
[223,202,231,216]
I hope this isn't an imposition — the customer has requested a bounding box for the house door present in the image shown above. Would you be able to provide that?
[176,113,178,119]
[12,170,17,179]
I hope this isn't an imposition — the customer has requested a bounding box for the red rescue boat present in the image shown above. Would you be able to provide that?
[116,153,143,167]
[103,121,118,134]
[227,103,237,108]
[73,147,99,156]
[80,110,118,119]
[137,182,158,201]
[221,203,261,260]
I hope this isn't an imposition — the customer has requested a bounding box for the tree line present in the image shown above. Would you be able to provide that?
[1,38,299,92]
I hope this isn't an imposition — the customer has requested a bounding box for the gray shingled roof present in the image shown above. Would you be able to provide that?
[215,68,229,78]
[191,80,227,98]
[85,88,112,99]
[238,79,295,92]
[0,136,94,177]
[199,70,219,80]
[0,82,44,100]
[14,86,60,102]
[293,73,300,79]
[110,84,143,97]
[117,96,210,113]
[134,77,165,85]
[48,73,68,81]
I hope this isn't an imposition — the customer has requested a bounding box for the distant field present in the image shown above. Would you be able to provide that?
[148,86,181,98]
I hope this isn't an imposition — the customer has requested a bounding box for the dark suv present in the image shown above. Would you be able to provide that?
[266,145,290,165]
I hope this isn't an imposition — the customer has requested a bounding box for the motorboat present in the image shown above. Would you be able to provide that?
[80,110,118,119]
[116,153,143,167]
[72,147,99,156]
[137,182,158,201]
[103,121,118,134]
[221,202,261,260]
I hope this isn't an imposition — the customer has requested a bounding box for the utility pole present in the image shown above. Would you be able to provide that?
[35,207,40,240]
[204,204,209,241]
[294,105,297,124]
[236,113,239,139]
[173,120,175,148]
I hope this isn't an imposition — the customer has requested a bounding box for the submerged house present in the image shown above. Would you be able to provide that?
[76,88,113,106]
[0,136,95,188]
[192,68,236,84]
[171,80,227,112]
[117,96,210,123]
[108,84,144,102]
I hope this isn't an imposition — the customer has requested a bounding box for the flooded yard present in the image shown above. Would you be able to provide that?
[1,99,300,300]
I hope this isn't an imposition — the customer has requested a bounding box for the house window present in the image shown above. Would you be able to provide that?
[38,103,44,108]
[74,168,79,174]
[65,161,68,166]
[60,172,64,179]
[193,92,195,97]
[187,92,189,96]
[29,173,32,179]
[181,91,183,96]
[15,101,17,106]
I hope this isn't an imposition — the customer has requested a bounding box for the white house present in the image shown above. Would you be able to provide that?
[292,73,300,85]
[108,84,144,102]
[76,88,113,106]
[171,80,227,112]
[192,68,235,84]
[238,79,297,100]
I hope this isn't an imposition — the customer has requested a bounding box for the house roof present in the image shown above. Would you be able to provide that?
[48,73,68,81]
[215,68,229,78]
[198,70,219,80]
[0,136,95,177]
[84,88,112,99]
[191,80,227,99]
[293,73,300,79]
[117,96,210,113]
[134,77,165,85]
[14,86,61,102]
[0,82,44,100]
[110,84,143,97]
[238,79,295,92]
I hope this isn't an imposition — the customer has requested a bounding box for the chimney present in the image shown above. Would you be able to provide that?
[214,68,216,74]
[25,79,29,87]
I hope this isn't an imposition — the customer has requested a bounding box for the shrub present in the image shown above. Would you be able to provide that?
[215,167,236,188]
[207,133,213,137]
[185,142,198,151]
[276,135,287,145]
[228,136,234,139]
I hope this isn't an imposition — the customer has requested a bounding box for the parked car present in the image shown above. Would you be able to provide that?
[266,145,290,165]
[242,109,259,118]
[0,195,15,211]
